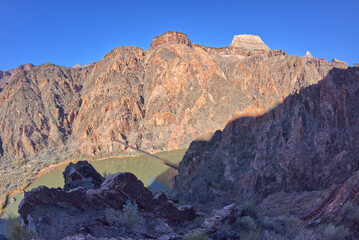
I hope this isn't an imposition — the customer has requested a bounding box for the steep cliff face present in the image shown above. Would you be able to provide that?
[150,31,192,48]
[173,67,359,205]
[0,32,349,199]
[70,46,146,155]
[230,34,269,51]
[140,43,327,151]
[0,64,34,91]
[0,63,82,159]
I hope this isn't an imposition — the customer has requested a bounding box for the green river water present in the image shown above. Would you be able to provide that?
[0,148,187,235]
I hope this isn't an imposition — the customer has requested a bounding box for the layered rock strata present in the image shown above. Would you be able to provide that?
[173,67,359,207]
[0,31,349,200]
[150,31,192,48]
[230,34,269,51]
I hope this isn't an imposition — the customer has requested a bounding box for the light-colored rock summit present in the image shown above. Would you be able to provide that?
[230,34,270,51]
[305,50,313,57]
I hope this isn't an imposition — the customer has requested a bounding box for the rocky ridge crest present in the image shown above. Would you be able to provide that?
[150,31,192,48]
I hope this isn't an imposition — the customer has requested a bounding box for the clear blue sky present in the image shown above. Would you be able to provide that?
[1,0,358,70]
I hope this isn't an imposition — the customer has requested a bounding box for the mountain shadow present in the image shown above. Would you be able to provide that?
[173,66,359,209]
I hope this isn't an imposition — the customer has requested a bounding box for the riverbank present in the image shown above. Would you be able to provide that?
[1,154,140,217]
[0,148,186,219]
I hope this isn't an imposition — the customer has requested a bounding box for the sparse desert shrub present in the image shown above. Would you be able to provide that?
[105,200,141,228]
[260,215,301,239]
[260,216,283,232]
[183,230,209,240]
[12,158,26,168]
[264,233,287,240]
[243,201,261,220]
[0,193,8,210]
[6,213,34,240]
[239,229,261,240]
[294,229,316,240]
[319,224,348,240]
[192,216,206,228]
[118,148,123,154]
[154,222,173,233]
[213,223,240,240]
[102,171,110,178]
[235,216,257,231]
[341,201,359,222]
[105,207,121,226]
[51,157,58,164]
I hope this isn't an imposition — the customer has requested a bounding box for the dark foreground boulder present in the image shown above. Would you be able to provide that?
[63,161,104,191]
[18,162,197,239]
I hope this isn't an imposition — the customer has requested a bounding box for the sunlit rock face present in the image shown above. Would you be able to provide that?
[0,31,348,199]
[230,34,269,51]
[150,31,192,48]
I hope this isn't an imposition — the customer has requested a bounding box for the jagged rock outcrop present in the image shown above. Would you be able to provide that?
[200,203,239,233]
[302,50,326,62]
[0,63,83,159]
[70,46,145,155]
[230,34,269,51]
[71,62,95,69]
[150,31,191,48]
[301,51,347,78]
[331,58,348,69]
[0,63,34,91]
[173,67,359,207]
[63,161,104,191]
[0,31,349,200]
[18,162,197,239]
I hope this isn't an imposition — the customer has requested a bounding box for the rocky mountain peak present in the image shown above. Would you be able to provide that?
[331,58,346,64]
[0,63,34,91]
[150,31,192,48]
[72,62,95,69]
[229,34,269,51]
[72,64,82,68]
[305,50,313,57]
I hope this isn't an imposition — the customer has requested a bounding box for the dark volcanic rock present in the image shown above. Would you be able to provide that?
[173,67,359,207]
[63,161,104,191]
[18,162,197,238]
[19,172,151,220]
[156,201,197,222]
[99,172,154,210]
[201,203,239,233]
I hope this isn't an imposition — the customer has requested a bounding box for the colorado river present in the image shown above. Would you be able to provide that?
[0,148,187,235]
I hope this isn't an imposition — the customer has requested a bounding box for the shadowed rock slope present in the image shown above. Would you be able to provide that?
[0,31,348,201]
[173,67,359,209]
